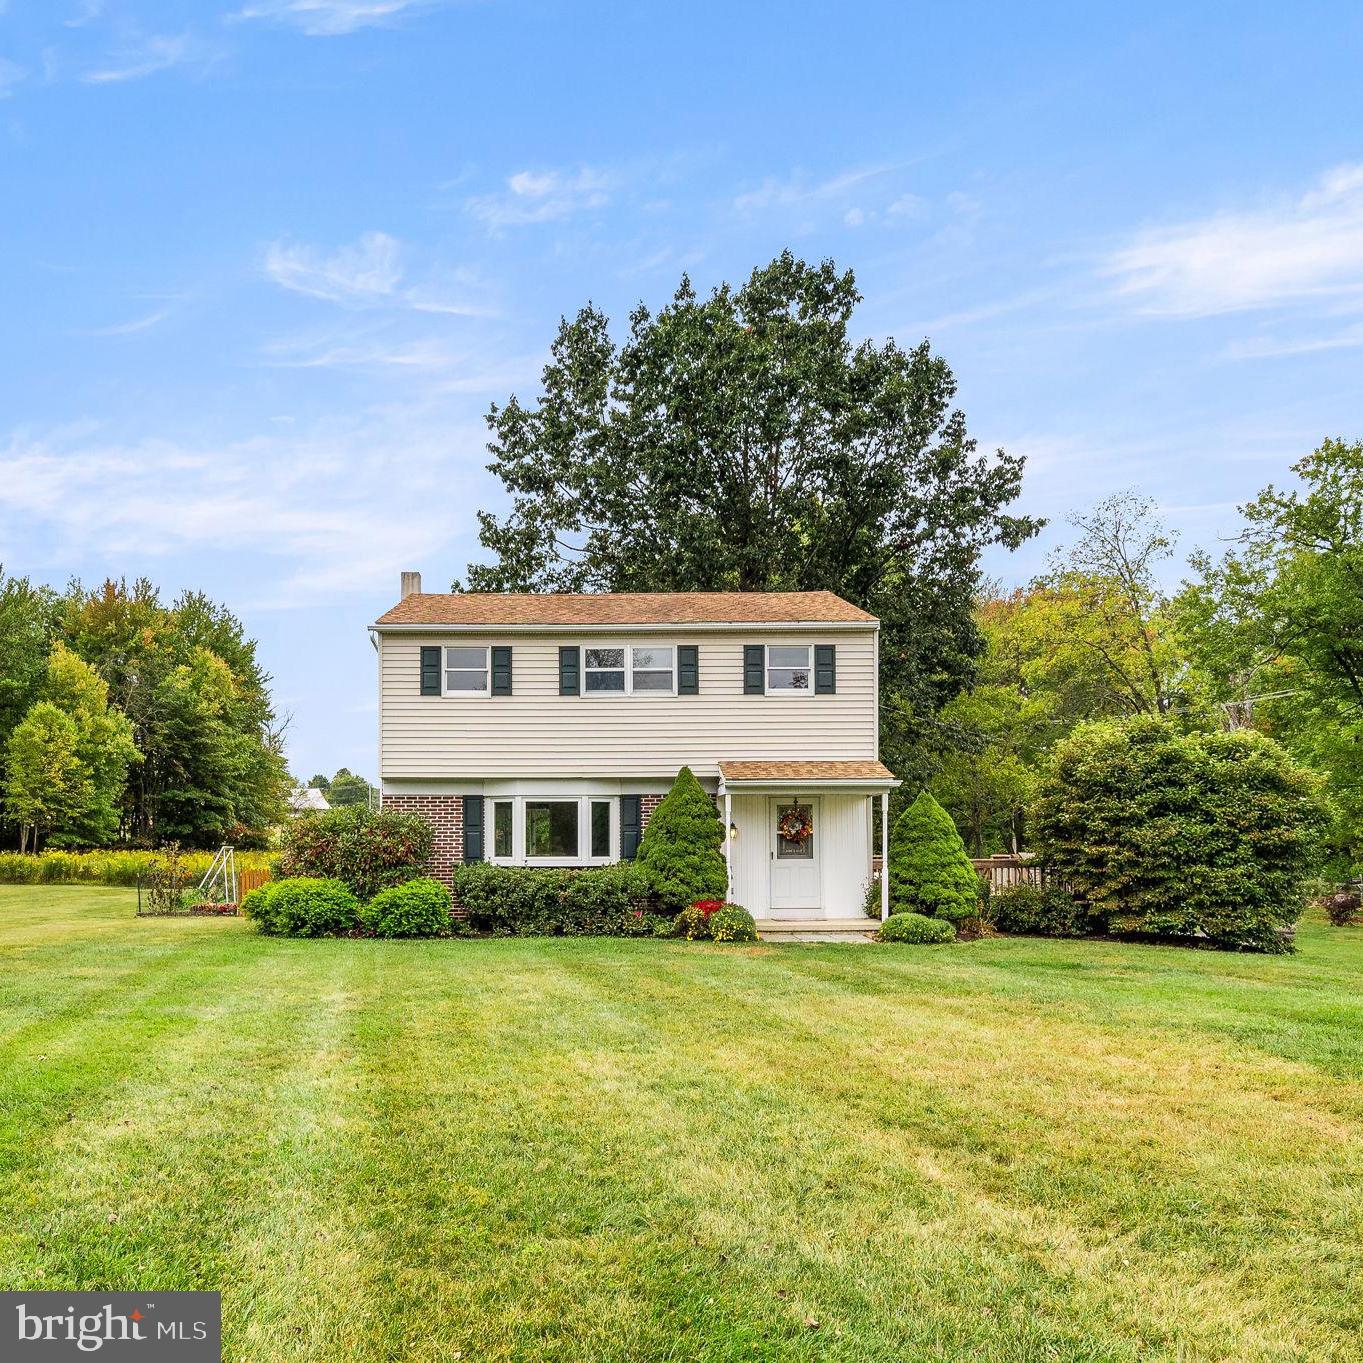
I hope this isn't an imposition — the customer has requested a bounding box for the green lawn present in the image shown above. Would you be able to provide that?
[2,888,1362,1362]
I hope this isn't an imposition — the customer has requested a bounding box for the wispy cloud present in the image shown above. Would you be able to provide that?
[264,231,404,304]
[229,0,443,36]
[731,164,895,216]
[0,411,482,605]
[81,306,173,337]
[466,167,612,228]
[1224,320,1363,360]
[0,57,25,98]
[81,33,216,84]
[1101,163,1363,318]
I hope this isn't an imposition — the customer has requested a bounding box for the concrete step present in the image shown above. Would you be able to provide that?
[755,918,881,943]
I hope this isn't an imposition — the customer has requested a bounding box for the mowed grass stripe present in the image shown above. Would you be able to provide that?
[3,888,1363,1361]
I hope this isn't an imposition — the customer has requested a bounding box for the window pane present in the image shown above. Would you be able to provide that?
[445,646,487,668]
[767,667,810,690]
[446,669,487,691]
[769,645,810,669]
[585,648,624,668]
[525,801,579,857]
[584,669,626,692]
[632,669,673,691]
[493,801,513,858]
[591,800,611,857]
[632,646,671,670]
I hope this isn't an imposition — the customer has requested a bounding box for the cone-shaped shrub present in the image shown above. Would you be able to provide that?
[887,790,980,922]
[635,766,727,912]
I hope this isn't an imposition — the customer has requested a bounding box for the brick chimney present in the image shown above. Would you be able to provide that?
[400,571,422,599]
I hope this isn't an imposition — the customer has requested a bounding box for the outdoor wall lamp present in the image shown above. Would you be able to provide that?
[729,822,739,841]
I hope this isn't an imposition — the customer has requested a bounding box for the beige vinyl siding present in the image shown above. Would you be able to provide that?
[379,630,877,781]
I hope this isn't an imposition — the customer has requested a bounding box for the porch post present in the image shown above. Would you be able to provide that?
[723,786,733,901]
[880,791,890,921]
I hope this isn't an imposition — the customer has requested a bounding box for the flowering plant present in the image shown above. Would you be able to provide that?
[692,899,724,916]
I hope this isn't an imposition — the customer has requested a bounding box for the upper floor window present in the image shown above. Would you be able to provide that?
[767,644,811,692]
[584,644,675,695]
[444,645,489,695]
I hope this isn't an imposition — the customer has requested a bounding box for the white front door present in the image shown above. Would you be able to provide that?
[769,799,821,916]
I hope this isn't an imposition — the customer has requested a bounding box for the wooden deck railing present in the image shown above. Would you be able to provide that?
[970,854,1044,892]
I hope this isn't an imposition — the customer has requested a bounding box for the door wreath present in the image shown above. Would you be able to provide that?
[777,806,814,845]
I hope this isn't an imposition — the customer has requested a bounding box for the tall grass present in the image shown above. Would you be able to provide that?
[0,849,276,887]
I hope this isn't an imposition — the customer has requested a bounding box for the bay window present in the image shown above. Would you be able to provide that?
[486,795,619,864]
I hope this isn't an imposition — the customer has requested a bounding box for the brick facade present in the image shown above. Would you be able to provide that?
[381,793,463,885]
[382,790,662,885]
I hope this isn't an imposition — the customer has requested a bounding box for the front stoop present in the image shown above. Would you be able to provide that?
[755,918,880,944]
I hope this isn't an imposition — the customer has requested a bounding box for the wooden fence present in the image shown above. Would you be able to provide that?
[237,867,273,899]
[970,854,1045,893]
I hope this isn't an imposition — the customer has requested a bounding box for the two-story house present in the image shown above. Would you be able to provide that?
[371,575,899,926]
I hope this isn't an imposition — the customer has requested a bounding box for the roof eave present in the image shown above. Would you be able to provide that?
[369,618,879,633]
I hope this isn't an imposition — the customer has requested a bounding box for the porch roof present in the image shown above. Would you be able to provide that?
[717,760,899,790]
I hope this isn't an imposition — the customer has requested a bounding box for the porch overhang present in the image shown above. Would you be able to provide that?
[716,760,901,794]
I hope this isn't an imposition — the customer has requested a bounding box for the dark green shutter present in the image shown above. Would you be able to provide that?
[743,644,765,694]
[677,645,699,695]
[491,646,513,696]
[420,646,441,695]
[815,644,836,694]
[559,646,580,695]
[619,795,642,860]
[463,795,484,863]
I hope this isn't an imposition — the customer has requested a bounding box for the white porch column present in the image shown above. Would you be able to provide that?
[880,791,890,921]
[723,786,733,901]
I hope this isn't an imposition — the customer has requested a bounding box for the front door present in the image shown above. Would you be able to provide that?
[769,799,821,915]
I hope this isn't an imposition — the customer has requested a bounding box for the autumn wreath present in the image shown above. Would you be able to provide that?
[777,806,814,844]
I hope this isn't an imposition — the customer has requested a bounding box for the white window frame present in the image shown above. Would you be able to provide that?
[764,643,813,695]
[487,795,619,866]
[442,644,490,697]
[581,642,677,697]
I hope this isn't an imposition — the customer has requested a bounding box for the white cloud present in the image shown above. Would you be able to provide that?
[466,167,611,228]
[82,33,212,84]
[1224,320,1363,360]
[82,307,173,337]
[229,0,442,36]
[1102,164,1363,318]
[0,57,25,98]
[731,164,892,216]
[263,231,404,304]
[0,411,483,606]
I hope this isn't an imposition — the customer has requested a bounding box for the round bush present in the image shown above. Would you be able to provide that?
[880,912,956,944]
[887,791,980,922]
[671,902,714,940]
[709,904,757,942]
[1033,717,1331,953]
[255,877,359,937]
[241,881,281,932]
[361,877,453,938]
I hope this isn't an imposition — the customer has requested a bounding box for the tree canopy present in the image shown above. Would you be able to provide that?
[464,252,1041,784]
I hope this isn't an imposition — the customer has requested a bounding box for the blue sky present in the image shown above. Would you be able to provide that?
[2,1,1361,782]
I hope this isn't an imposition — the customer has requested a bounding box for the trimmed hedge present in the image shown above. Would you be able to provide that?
[277,807,433,900]
[1034,717,1331,954]
[0,848,275,887]
[244,876,358,937]
[361,878,455,938]
[880,912,956,944]
[451,863,660,936]
[990,883,1101,938]
[887,792,980,923]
